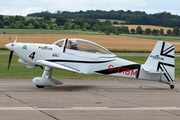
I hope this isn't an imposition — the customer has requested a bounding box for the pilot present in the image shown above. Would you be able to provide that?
[69,40,78,50]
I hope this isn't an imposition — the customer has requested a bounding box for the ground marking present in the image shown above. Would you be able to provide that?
[0,107,180,111]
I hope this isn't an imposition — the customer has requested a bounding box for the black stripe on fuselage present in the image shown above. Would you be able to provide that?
[95,64,141,78]
[46,59,116,64]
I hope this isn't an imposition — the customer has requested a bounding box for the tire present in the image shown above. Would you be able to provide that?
[170,85,174,89]
[36,85,45,88]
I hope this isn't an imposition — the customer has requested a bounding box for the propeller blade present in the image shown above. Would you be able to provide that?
[9,35,12,44]
[14,34,18,44]
[7,51,13,71]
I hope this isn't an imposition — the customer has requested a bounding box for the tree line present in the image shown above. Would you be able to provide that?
[27,10,180,28]
[0,15,112,31]
[0,15,179,36]
[131,26,179,36]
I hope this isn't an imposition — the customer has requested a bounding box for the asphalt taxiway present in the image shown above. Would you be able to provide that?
[0,78,180,120]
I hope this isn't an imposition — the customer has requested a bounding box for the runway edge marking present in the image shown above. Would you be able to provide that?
[0,107,180,111]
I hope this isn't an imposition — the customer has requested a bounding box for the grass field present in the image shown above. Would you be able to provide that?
[1,34,180,52]
[0,28,104,34]
[1,55,180,79]
[120,34,180,42]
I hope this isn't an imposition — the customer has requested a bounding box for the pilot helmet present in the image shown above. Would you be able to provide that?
[69,40,77,46]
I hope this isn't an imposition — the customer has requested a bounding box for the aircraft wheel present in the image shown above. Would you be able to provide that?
[36,85,45,88]
[170,85,174,89]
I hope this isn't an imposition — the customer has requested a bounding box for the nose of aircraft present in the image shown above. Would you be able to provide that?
[5,43,14,51]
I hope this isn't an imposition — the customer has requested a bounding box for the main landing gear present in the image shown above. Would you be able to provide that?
[32,67,63,88]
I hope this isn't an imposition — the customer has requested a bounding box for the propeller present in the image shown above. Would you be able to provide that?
[7,35,18,71]
[7,51,13,71]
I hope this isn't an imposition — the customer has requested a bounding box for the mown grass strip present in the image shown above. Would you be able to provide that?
[0,29,104,35]
[120,34,180,42]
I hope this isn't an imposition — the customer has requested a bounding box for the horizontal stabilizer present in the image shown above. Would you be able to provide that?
[142,66,164,74]
[36,60,81,73]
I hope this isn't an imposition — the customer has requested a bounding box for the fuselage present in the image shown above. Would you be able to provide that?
[5,38,175,89]
[7,38,173,83]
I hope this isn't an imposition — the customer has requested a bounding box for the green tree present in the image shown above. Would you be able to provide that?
[34,21,40,29]
[10,23,16,28]
[136,26,143,34]
[71,23,75,29]
[0,15,4,22]
[160,28,164,35]
[144,28,151,35]
[99,26,107,32]
[104,19,111,25]
[116,26,125,34]
[82,22,91,30]
[44,16,51,20]
[92,24,99,31]
[4,19,11,26]
[27,23,34,29]
[105,25,117,34]
[50,23,58,29]
[17,23,24,29]
[0,20,4,28]
[64,22,71,30]
[152,29,158,35]
[72,18,84,28]
[167,29,172,36]
[15,21,21,26]
[41,23,47,29]
[173,27,179,36]
[124,26,129,34]
[55,16,67,26]
[130,28,135,34]
[113,21,119,24]
[27,19,35,25]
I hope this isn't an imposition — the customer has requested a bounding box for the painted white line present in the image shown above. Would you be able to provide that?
[0,107,35,110]
[0,107,180,111]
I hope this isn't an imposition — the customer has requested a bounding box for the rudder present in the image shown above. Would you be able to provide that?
[144,41,175,82]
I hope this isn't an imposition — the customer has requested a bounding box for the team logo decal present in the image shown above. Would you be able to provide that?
[22,45,27,50]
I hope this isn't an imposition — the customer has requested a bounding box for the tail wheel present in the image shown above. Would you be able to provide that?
[170,84,174,89]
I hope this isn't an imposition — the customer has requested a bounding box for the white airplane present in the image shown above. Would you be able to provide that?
[5,35,175,89]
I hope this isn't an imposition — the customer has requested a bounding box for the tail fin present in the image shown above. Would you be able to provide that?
[144,41,175,82]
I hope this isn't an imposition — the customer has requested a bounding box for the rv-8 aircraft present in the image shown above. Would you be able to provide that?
[6,35,175,89]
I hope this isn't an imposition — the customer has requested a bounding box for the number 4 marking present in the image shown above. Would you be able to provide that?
[29,52,36,60]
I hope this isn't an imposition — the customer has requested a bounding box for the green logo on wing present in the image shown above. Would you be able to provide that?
[22,45,27,50]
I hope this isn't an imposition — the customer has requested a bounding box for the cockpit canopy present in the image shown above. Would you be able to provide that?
[53,38,113,55]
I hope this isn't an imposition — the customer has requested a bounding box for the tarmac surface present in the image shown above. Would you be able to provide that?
[0,78,180,120]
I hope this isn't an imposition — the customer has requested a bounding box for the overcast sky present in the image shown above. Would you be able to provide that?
[1,0,180,16]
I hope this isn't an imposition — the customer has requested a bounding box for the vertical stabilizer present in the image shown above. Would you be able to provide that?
[144,41,174,82]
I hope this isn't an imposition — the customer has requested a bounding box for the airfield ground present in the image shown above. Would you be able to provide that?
[0,78,180,120]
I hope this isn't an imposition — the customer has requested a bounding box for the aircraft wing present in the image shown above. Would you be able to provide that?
[36,60,81,73]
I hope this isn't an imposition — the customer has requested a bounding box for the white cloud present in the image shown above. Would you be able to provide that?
[0,0,180,16]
